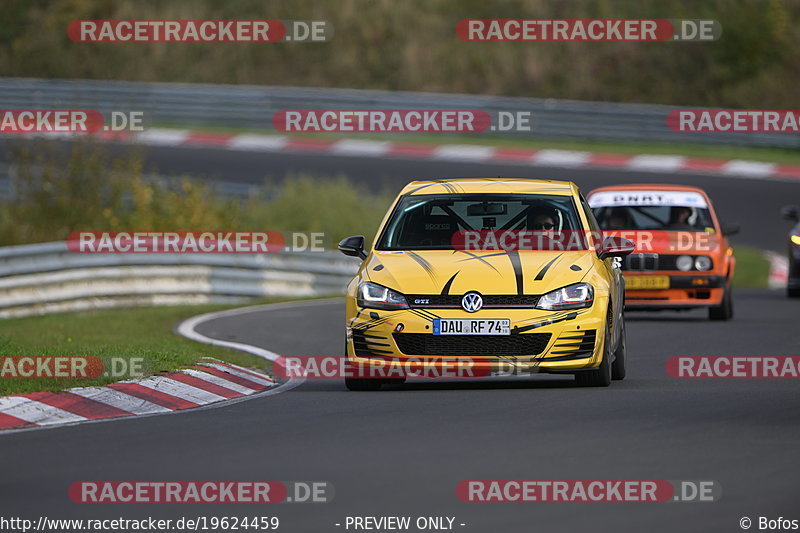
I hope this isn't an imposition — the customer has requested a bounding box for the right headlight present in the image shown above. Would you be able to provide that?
[357,282,409,310]
[535,283,594,311]
[694,256,712,271]
[676,255,694,271]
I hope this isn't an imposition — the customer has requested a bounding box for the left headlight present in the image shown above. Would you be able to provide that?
[357,282,409,310]
[535,283,594,311]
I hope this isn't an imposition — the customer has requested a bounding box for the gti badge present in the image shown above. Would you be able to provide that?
[461,292,483,313]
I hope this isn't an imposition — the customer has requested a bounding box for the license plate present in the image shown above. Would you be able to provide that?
[625,275,670,290]
[433,318,510,335]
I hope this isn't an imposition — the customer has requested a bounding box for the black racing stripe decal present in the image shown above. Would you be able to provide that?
[414,307,441,319]
[507,250,525,295]
[441,271,460,295]
[354,311,404,330]
[534,253,564,281]
[434,179,457,194]
[515,309,581,327]
[514,312,579,333]
[406,251,437,281]
[410,309,439,322]
[458,250,507,260]
[405,182,440,195]
[455,251,500,273]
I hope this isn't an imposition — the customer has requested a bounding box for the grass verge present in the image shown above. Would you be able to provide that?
[732,245,771,289]
[0,299,299,396]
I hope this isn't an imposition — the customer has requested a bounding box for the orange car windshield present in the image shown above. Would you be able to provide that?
[593,205,715,233]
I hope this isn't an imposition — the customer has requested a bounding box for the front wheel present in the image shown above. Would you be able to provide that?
[788,286,800,298]
[345,377,383,391]
[709,283,734,321]
[575,325,612,387]
[344,337,383,391]
[611,318,626,381]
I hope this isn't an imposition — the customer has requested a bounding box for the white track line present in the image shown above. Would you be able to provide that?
[175,299,339,396]
[1,298,336,434]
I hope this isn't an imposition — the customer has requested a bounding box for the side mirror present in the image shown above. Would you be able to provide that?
[598,236,635,260]
[338,235,367,260]
[782,205,799,222]
[720,222,740,236]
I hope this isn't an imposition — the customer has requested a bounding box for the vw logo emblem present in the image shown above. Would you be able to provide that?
[461,292,483,313]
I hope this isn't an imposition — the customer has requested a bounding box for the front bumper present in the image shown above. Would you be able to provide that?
[624,274,726,309]
[346,304,608,376]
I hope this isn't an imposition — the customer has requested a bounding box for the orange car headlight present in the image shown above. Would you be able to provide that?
[694,256,713,271]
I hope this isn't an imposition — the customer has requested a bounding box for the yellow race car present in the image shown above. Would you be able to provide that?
[338,178,634,390]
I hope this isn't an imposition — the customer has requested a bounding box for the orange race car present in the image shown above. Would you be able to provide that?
[587,184,737,320]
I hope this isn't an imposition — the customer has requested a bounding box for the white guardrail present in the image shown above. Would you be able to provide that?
[1,77,798,148]
[0,241,360,318]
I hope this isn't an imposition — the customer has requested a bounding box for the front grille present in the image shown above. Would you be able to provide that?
[407,294,540,308]
[625,253,659,271]
[352,330,393,357]
[393,332,551,356]
[625,255,713,272]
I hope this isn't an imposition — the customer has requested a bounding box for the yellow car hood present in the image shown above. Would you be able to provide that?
[365,250,595,295]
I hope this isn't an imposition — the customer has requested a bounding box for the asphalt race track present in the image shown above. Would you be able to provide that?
[1,143,799,533]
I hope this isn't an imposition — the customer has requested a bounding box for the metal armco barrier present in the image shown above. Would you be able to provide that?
[0,77,796,148]
[0,241,359,318]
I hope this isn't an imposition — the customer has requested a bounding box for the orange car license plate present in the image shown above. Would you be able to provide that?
[625,275,670,290]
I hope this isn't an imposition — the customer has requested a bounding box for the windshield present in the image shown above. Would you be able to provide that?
[376,193,585,250]
[592,205,715,233]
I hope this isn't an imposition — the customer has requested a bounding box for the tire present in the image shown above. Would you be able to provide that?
[383,376,407,387]
[788,286,800,298]
[709,283,734,321]
[575,325,612,387]
[344,338,383,391]
[611,317,626,381]
[345,377,383,391]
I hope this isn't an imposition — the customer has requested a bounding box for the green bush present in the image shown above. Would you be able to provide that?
[0,140,393,246]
